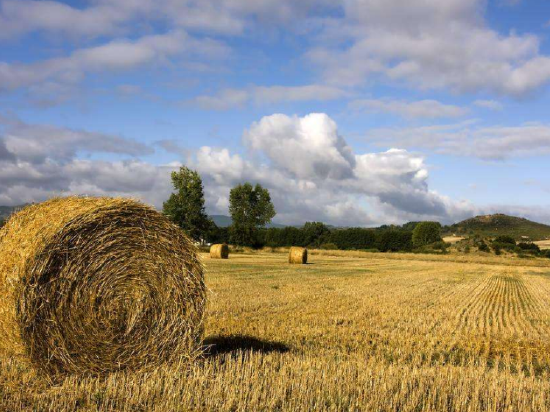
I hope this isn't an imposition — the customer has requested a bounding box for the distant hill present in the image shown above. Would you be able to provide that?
[210,215,286,229]
[446,214,550,241]
[210,215,233,228]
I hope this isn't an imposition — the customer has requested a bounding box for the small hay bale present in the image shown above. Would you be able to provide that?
[0,197,206,378]
[210,244,229,259]
[289,247,307,264]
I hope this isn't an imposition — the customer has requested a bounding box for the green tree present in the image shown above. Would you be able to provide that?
[477,240,490,252]
[302,222,330,247]
[494,235,516,245]
[401,221,421,232]
[412,222,442,248]
[229,183,276,246]
[163,166,212,242]
[518,242,540,253]
[377,230,413,252]
[206,224,230,245]
[329,228,377,250]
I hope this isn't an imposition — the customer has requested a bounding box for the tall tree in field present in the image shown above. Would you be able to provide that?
[229,183,276,246]
[412,221,442,248]
[163,166,212,242]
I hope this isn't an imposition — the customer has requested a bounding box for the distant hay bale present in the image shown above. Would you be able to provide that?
[210,244,229,259]
[0,197,206,378]
[289,247,307,264]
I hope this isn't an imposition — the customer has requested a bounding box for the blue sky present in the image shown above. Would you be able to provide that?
[0,0,550,226]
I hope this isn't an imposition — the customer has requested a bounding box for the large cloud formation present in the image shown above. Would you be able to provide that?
[0,115,175,207]
[0,31,229,94]
[309,0,550,96]
[0,112,477,225]
[191,113,477,225]
[367,121,550,160]
[0,0,331,39]
[2,0,550,100]
[2,112,549,226]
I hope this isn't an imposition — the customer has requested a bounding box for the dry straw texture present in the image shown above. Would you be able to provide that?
[0,197,206,378]
[210,244,229,259]
[288,247,307,264]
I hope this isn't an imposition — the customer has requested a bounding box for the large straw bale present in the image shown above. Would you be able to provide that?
[0,197,205,377]
[289,247,308,264]
[210,244,229,259]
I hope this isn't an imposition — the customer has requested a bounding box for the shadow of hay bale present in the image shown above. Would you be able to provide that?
[203,335,290,356]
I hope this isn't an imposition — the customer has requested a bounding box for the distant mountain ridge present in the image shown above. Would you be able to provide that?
[446,213,550,241]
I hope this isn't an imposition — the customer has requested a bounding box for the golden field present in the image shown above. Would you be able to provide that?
[535,240,550,250]
[3,250,550,411]
[442,235,465,244]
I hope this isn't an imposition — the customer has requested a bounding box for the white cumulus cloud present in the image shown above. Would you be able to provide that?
[192,113,477,225]
[308,0,550,97]
[243,113,356,180]
[350,98,468,119]
[2,112,548,226]
[187,85,349,110]
[0,31,229,93]
[367,121,550,160]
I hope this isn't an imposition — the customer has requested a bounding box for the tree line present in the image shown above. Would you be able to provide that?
[204,217,443,252]
[163,166,443,252]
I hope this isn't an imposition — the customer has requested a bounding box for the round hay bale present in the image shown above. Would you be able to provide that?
[210,244,229,259]
[289,247,307,264]
[0,197,206,378]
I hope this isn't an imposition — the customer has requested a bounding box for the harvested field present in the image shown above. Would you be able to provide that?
[535,240,550,250]
[2,251,550,411]
[443,235,466,244]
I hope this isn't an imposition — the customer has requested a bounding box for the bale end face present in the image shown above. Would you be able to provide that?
[210,244,229,259]
[0,196,206,378]
[289,247,307,264]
